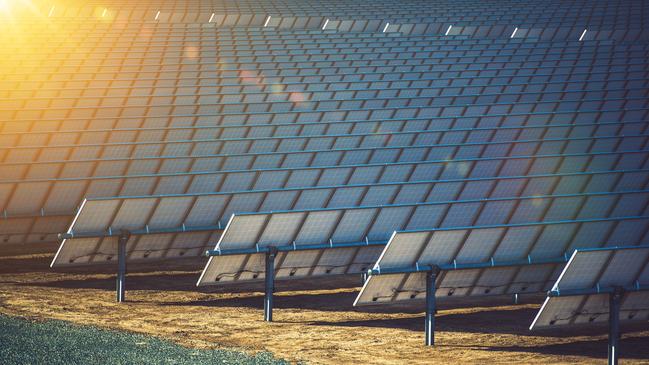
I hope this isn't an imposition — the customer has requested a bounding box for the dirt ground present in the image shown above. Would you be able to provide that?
[1,245,648,364]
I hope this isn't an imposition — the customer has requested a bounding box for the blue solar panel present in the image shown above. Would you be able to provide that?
[531,245,649,329]
[355,217,649,305]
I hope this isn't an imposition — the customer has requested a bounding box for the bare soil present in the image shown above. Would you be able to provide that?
[1,247,648,364]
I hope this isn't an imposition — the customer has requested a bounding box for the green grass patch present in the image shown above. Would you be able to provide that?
[0,314,291,365]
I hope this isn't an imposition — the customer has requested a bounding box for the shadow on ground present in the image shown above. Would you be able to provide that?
[6,253,649,361]
[306,308,649,360]
[483,334,649,360]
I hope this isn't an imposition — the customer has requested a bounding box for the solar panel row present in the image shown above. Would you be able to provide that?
[196,189,649,284]
[50,169,647,264]
[355,218,649,305]
[9,0,647,36]
[531,245,649,328]
[530,245,649,363]
[5,129,648,204]
[7,135,648,243]
[4,118,645,159]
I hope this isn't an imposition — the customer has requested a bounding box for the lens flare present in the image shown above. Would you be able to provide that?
[184,46,200,60]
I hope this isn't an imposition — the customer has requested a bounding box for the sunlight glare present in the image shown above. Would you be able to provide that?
[0,0,9,13]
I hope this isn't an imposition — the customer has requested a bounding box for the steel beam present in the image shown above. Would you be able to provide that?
[205,238,386,257]
[549,283,648,297]
[116,230,130,303]
[608,288,623,365]
[264,247,278,322]
[371,255,568,276]
[425,267,439,346]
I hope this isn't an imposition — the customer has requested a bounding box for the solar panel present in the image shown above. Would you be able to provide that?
[530,245,649,329]
[51,226,223,267]
[354,217,649,306]
[529,245,649,363]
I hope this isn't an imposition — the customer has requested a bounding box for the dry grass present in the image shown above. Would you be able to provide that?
[1,248,648,364]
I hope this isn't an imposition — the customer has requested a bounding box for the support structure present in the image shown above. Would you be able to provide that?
[608,287,623,365]
[540,283,649,364]
[264,247,278,322]
[116,230,130,303]
[425,266,440,346]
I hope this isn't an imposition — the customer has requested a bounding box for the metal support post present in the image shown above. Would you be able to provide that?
[513,293,519,305]
[425,267,439,346]
[361,271,368,284]
[264,247,278,322]
[116,231,130,303]
[608,288,623,365]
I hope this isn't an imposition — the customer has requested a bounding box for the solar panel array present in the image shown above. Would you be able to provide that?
[1,0,647,356]
[1,0,647,319]
[530,245,649,328]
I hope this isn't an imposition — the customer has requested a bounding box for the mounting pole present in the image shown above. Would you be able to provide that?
[425,266,440,346]
[608,287,623,365]
[116,230,130,303]
[513,293,519,305]
[264,247,278,322]
[361,271,368,284]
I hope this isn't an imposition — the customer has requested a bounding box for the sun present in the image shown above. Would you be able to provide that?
[0,0,40,16]
[0,0,11,13]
